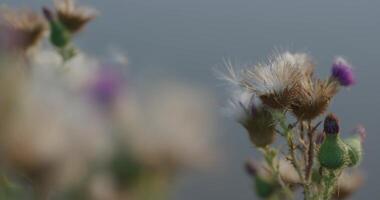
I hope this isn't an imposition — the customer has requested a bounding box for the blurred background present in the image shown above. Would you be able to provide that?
[2,0,380,199]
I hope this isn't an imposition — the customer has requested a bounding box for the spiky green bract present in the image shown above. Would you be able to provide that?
[318,134,348,170]
[253,176,276,199]
[344,135,363,167]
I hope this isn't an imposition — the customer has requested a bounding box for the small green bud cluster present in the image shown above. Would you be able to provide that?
[318,114,364,170]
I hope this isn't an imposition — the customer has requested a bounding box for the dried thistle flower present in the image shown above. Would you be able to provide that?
[330,57,356,87]
[242,52,313,110]
[0,7,46,52]
[291,78,339,120]
[55,0,97,34]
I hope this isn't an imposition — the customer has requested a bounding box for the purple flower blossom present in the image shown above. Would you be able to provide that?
[331,57,356,86]
[324,114,340,135]
[90,66,124,107]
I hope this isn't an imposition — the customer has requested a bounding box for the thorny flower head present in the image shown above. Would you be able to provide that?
[331,57,356,87]
[55,0,97,34]
[0,7,46,52]
[242,52,314,110]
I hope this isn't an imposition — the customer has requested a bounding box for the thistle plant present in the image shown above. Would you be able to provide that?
[42,0,96,63]
[223,52,364,200]
[0,2,217,199]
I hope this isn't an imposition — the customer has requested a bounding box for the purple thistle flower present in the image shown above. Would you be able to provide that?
[324,114,340,135]
[331,57,356,86]
[90,65,123,107]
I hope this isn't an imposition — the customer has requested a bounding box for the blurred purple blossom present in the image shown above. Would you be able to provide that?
[331,57,356,87]
[89,65,124,107]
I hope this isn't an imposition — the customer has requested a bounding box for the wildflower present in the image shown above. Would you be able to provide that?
[344,125,366,167]
[230,90,276,147]
[0,7,46,52]
[242,52,313,110]
[330,57,356,87]
[291,78,339,120]
[318,114,349,170]
[55,0,97,34]
[89,66,123,108]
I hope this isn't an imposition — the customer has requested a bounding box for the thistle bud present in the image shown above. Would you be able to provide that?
[241,104,276,148]
[318,114,348,170]
[344,126,365,167]
[42,7,71,48]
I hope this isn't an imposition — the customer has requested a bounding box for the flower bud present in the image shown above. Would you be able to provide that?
[241,105,276,147]
[318,114,348,170]
[344,126,365,167]
[42,7,71,48]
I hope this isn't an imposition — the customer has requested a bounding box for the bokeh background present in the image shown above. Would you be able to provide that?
[2,0,380,199]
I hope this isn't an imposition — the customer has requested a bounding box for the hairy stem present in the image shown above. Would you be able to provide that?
[305,121,314,182]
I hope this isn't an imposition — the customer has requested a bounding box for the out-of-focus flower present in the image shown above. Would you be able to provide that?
[55,0,97,34]
[242,52,312,110]
[344,125,366,167]
[114,82,217,170]
[291,78,339,120]
[0,61,111,197]
[333,170,364,200]
[88,66,124,108]
[0,7,46,52]
[31,49,99,89]
[331,57,356,87]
